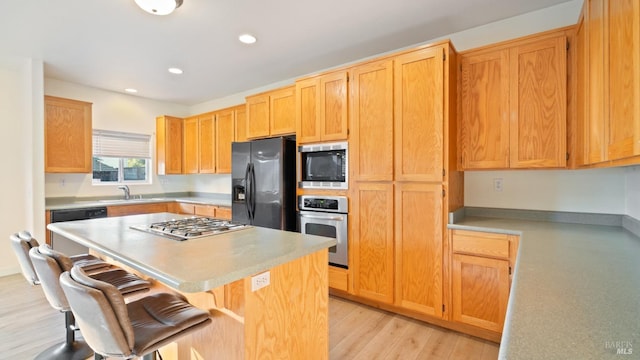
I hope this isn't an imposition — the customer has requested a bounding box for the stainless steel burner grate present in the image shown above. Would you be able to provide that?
[130,217,250,241]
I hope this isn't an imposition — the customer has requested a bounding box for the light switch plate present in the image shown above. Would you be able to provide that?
[251,271,270,292]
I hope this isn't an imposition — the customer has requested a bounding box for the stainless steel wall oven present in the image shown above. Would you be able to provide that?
[298,195,348,268]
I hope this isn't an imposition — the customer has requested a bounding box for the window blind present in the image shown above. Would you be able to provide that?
[93,129,151,159]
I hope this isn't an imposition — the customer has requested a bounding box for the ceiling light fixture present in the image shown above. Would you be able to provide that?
[134,0,183,16]
[124,88,138,93]
[239,34,257,44]
[168,67,183,74]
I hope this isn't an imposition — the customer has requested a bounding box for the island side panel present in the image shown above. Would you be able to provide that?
[244,249,329,359]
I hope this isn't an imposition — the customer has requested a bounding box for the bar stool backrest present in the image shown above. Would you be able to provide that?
[60,265,135,358]
[9,231,40,285]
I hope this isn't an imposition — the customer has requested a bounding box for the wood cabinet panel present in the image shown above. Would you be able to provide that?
[296,71,348,144]
[246,94,270,139]
[216,109,234,173]
[199,113,216,173]
[573,8,588,167]
[194,204,217,217]
[394,182,443,317]
[394,47,444,181]
[216,207,232,220]
[107,202,169,217]
[452,254,509,333]
[351,182,394,304]
[588,0,607,163]
[156,115,183,175]
[350,60,394,181]
[328,266,349,292]
[183,116,200,174]
[269,86,296,136]
[320,72,349,141]
[460,33,567,170]
[451,230,510,259]
[44,96,92,173]
[460,50,510,169]
[235,105,248,142]
[509,36,567,168]
[295,77,320,143]
[606,0,640,160]
[170,202,195,214]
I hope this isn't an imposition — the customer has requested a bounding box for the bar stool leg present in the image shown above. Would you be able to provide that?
[34,312,93,360]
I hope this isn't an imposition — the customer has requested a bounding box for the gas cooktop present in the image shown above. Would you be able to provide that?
[130,217,250,241]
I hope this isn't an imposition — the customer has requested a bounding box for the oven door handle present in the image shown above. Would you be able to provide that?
[299,214,345,221]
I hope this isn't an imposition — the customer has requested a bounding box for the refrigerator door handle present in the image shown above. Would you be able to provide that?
[244,163,252,221]
[249,163,257,219]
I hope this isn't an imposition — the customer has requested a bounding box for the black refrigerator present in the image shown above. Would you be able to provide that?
[231,137,297,231]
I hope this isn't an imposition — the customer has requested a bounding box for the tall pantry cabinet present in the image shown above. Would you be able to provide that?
[350,41,463,319]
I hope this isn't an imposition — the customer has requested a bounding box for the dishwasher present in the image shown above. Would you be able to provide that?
[50,207,108,255]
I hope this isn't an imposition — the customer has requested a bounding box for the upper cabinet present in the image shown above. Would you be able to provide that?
[246,85,295,139]
[156,115,183,175]
[44,96,92,173]
[296,71,349,144]
[460,31,568,169]
[235,105,248,142]
[215,107,235,173]
[180,105,243,175]
[581,0,640,166]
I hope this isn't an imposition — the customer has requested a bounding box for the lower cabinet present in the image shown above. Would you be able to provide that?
[328,266,349,292]
[450,229,519,334]
[106,202,170,217]
[170,202,232,220]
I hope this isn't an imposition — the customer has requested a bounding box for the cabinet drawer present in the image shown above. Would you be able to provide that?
[194,204,217,217]
[328,266,348,292]
[452,230,510,259]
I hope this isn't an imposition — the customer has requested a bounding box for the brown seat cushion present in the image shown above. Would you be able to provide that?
[127,292,211,355]
[91,269,151,295]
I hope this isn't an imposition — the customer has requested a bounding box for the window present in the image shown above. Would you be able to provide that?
[92,130,152,185]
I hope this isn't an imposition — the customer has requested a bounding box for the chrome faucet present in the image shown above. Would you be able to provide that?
[117,185,131,200]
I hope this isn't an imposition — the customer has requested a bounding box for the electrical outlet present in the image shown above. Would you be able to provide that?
[493,178,504,192]
[251,271,270,292]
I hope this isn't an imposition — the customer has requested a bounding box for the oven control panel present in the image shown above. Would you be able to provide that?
[298,195,348,213]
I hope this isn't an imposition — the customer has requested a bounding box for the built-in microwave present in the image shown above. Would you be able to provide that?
[298,141,348,189]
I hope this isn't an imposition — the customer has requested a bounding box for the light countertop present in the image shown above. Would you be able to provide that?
[449,216,640,359]
[47,212,336,293]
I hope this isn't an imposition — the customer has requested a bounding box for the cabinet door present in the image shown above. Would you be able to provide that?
[394,47,444,181]
[194,204,217,217]
[183,116,199,174]
[246,94,270,139]
[350,60,394,181]
[270,86,296,136]
[44,96,92,173]
[199,113,216,173]
[510,36,567,168]
[216,109,234,173]
[296,77,321,144]
[351,182,394,304]
[587,0,607,164]
[606,0,640,160]
[395,183,443,317]
[320,71,349,141]
[216,207,232,220]
[235,105,248,142]
[574,7,588,167]
[156,116,183,175]
[460,50,510,169]
[452,254,510,333]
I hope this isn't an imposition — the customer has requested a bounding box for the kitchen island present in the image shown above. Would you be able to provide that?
[48,212,337,359]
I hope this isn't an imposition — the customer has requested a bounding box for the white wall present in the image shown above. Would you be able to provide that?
[0,57,45,277]
[44,79,194,198]
[465,168,627,214]
[626,166,640,219]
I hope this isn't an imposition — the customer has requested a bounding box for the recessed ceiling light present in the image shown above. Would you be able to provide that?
[168,67,183,74]
[125,88,138,93]
[239,34,257,44]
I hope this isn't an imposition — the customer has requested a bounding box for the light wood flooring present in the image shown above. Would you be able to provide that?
[0,273,498,359]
